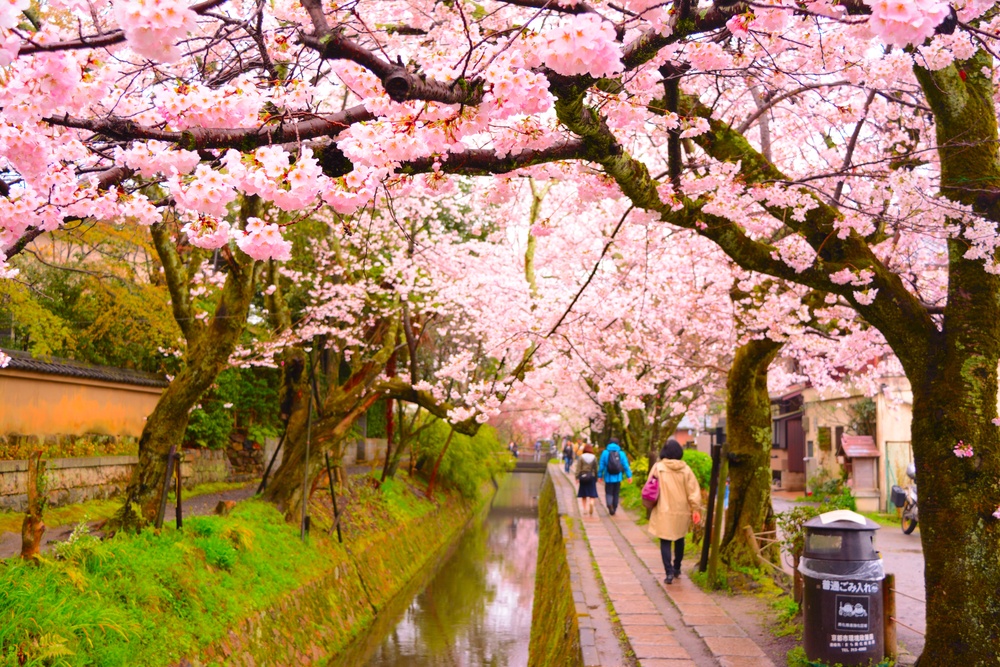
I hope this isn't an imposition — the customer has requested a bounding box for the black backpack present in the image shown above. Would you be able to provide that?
[607,450,623,475]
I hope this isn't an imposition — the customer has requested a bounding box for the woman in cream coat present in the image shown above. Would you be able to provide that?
[646,439,702,584]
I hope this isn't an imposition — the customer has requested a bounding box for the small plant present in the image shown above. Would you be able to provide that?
[776,505,825,565]
[786,648,894,667]
[630,455,649,479]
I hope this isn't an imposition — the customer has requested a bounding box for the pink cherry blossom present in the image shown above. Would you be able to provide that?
[953,441,974,458]
[539,14,623,78]
[865,0,951,47]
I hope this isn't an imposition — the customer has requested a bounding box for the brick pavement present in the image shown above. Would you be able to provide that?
[552,464,776,667]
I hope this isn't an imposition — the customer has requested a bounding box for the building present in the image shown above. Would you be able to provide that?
[770,378,914,512]
[0,349,167,445]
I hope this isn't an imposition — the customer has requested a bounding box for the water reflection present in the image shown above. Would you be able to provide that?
[329,473,543,667]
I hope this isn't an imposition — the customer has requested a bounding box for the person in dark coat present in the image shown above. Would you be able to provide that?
[572,443,599,516]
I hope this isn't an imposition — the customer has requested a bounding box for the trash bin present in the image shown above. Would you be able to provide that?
[800,510,885,665]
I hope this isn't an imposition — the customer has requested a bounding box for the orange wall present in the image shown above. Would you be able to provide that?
[0,370,162,437]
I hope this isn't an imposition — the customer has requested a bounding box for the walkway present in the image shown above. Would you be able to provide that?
[551,464,775,667]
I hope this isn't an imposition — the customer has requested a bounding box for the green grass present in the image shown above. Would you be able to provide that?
[378,474,436,522]
[859,510,904,528]
[619,480,648,524]
[786,645,894,667]
[0,481,254,535]
[0,500,332,667]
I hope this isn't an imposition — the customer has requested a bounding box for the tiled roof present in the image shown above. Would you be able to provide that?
[839,435,879,458]
[0,349,169,388]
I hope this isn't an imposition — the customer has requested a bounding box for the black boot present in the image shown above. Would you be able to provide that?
[673,562,682,579]
[664,568,674,585]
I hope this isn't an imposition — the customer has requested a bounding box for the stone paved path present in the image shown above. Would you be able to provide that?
[552,464,776,667]
[551,461,632,666]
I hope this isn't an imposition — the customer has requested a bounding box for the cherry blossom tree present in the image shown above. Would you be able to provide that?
[3,0,1000,658]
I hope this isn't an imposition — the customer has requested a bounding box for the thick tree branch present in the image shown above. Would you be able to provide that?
[299,32,485,105]
[45,106,374,151]
[150,221,195,342]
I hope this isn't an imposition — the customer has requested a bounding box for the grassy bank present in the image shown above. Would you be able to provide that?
[0,472,482,667]
[528,475,583,667]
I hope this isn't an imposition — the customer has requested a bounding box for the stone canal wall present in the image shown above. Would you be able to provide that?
[177,484,492,667]
[528,473,585,667]
[0,450,231,511]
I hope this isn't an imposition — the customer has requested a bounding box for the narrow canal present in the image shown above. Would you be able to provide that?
[327,472,544,667]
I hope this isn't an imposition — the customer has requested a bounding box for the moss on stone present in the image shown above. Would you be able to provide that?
[528,477,583,667]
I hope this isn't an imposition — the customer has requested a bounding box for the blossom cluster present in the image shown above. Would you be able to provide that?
[113,0,199,63]
[538,14,623,78]
[236,217,292,261]
[222,147,325,212]
[864,0,951,47]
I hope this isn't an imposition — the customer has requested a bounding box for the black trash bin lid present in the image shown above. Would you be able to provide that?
[803,510,880,561]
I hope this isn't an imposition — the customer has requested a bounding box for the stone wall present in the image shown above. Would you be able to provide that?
[177,482,490,667]
[528,474,585,667]
[0,449,233,512]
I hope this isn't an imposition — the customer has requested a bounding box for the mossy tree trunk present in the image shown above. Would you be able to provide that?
[121,200,262,525]
[264,317,399,520]
[900,55,1000,666]
[721,338,782,568]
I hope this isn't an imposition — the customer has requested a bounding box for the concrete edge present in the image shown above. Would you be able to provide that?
[548,463,629,667]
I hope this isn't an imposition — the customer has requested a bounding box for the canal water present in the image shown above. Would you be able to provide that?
[327,472,544,667]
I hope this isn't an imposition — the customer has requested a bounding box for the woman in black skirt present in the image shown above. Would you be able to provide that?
[572,443,599,515]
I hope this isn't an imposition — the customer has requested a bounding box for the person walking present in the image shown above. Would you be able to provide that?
[572,444,600,516]
[646,439,701,584]
[562,439,574,473]
[598,438,632,516]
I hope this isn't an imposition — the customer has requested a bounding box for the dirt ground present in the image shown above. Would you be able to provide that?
[693,570,800,666]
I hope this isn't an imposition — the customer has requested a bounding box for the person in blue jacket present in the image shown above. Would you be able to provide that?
[598,438,633,516]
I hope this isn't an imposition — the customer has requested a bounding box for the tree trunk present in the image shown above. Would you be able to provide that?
[20,451,45,560]
[121,252,259,525]
[264,385,381,519]
[721,338,782,568]
[426,427,455,499]
[899,53,1000,665]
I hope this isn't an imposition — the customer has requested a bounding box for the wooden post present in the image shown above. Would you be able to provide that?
[256,431,286,494]
[699,440,722,572]
[884,572,897,661]
[706,449,729,587]
[155,444,177,529]
[174,451,183,529]
[325,452,342,543]
[20,451,46,560]
[300,387,314,541]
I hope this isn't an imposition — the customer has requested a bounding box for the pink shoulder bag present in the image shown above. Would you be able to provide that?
[641,475,659,509]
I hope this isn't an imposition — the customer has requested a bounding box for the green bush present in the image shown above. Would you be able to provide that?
[414,419,511,499]
[630,455,649,479]
[683,449,712,489]
[184,367,281,449]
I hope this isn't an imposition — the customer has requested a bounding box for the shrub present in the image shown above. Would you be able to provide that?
[630,455,649,479]
[683,449,712,489]
[413,419,511,499]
